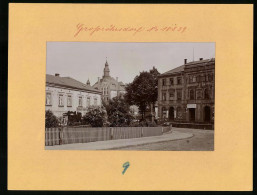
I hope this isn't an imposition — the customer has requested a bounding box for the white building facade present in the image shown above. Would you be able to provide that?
[45,74,102,118]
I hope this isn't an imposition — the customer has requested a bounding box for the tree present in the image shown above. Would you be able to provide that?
[105,95,133,127]
[82,106,107,127]
[125,67,160,119]
[45,110,59,128]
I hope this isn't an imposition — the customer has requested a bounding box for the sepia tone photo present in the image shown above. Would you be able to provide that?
[45,42,215,151]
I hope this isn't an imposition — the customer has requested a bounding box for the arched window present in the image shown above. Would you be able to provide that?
[189,90,195,100]
[204,89,209,99]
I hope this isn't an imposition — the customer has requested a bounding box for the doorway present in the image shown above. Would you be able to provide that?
[169,107,174,121]
[204,106,211,122]
[189,108,195,122]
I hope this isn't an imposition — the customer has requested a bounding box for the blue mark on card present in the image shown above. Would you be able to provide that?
[122,161,130,175]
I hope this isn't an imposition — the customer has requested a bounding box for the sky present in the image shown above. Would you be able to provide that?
[46,42,215,85]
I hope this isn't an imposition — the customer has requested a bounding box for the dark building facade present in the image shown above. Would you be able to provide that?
[158,58,215,124]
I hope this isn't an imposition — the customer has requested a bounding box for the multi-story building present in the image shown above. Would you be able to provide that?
[93,60,126,103]
[158,58,215,124]
[45,74,102,118]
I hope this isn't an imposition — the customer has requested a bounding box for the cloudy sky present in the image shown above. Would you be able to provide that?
[46,42,215,85]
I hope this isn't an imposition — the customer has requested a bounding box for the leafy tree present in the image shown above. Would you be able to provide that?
[45,110,59,128]
[125,67,160,119]
[82,106,107,127]
[105,95,133,127]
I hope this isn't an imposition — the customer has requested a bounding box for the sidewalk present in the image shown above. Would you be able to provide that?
[45,129,193,150]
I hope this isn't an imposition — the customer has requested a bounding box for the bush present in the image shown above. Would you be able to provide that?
[82,106,107,127]
[45,110,59,128]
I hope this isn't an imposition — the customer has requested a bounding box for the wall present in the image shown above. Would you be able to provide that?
[45,85,102,117]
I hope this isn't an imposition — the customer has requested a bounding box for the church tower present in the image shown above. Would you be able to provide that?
[86,78,90,86]
[103,59,110,78]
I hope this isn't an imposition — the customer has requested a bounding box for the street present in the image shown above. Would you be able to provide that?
[112,128,214,151]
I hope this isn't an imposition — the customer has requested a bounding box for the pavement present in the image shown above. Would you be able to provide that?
[45,128,194,150]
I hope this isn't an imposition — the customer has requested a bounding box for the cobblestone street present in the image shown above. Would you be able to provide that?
[113,128,214,151]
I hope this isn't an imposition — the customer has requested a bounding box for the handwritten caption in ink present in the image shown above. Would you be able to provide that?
[74,24,187,37]
[122,161,130,175]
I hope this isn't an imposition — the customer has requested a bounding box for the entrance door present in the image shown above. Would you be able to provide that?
[189,108,195,122]
[204,106,211,122]
[169,107,174,121]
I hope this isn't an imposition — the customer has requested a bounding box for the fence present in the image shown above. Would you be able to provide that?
[45,126,166,146]
[171,122,214,130]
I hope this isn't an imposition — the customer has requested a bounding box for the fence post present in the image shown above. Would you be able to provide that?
[110,127,113,140]
[162,127,163,134]
[141,127,143,137]
[59,127,62,145]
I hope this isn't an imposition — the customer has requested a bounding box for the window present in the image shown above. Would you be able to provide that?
[189,76,193,83]
[67,95,72,107]
[201,75,206,82]
[87,97,91,106]
[162,78,166,86]
[196,75,201,82]
[169,90,174,100]
[193,76,196,82]
[46,92,51,105]
[78,97,83,107]
[94,98,97,106]
[58,94,64,106]
[177,90,182,100]
[162,92,166,101]
[169,78,174,85]
[189,90,195,100]
[204,89,209,99]
[208,74,213,81]
[196,90,202,99]
[177,77,182,85]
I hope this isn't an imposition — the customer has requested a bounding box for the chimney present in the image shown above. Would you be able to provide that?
[199,58,203,61]
[184,59,187,64]
[55,73,60,77]
[116,77,118,82]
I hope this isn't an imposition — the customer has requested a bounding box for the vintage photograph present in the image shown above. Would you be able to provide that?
[45,42,215,151]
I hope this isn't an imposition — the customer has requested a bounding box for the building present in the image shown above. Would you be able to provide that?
[45,74,102,119]
[92,60,126,102]
[158,58,215,124]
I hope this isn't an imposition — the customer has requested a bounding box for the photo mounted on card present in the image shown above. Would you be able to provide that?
[8,4,253,191]
[45,42,215,151]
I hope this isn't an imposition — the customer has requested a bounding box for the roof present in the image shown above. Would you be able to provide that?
[160,58,215,77]
[92,76,126,91]
[160,65,185,76]
[46,74,101,94]
[184,58,215,67]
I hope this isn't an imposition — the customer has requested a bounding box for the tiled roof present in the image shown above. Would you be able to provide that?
[46,74,101,93]
[161,65,185,76]
[160,58,215,77]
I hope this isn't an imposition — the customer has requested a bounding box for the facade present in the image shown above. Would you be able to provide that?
[158,58,215,124]
[46,74,102,118]
[93,60,126,103]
